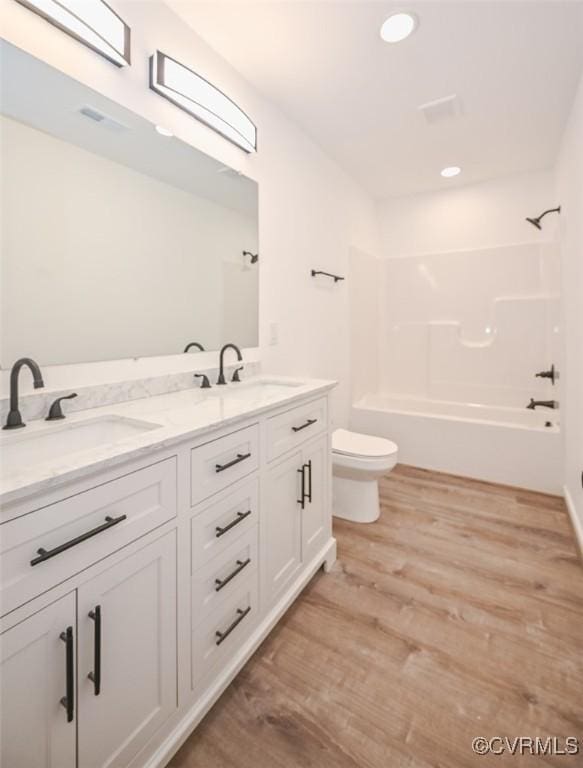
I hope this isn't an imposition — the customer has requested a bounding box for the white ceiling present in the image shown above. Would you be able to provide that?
[168,0,583,199]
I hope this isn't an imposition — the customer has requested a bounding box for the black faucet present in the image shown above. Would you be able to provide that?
[3,358,45,430]
[46,393,78,421]
[526,399,557,410]
[184,341,205,353]
[217,343,243,385]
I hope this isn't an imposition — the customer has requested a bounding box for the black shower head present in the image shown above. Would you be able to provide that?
[525,206,561,230]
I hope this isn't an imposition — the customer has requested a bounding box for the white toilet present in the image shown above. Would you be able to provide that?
[332,428,398,523]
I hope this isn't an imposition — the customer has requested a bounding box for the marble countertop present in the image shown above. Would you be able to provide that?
[0,376,336,507]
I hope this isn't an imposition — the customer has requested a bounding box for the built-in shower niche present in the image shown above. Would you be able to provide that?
[382,242,560,408]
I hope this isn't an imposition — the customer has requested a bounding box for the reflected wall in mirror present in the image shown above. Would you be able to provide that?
[0,41,259,368]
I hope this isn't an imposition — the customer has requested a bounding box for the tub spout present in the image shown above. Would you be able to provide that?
[526,399,558,410]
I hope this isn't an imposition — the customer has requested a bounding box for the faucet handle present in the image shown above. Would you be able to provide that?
[231,366,244,383]
[194,374,211,389]
[46,393,78,421]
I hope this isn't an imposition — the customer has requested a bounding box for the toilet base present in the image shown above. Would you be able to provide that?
[332,475,380,523]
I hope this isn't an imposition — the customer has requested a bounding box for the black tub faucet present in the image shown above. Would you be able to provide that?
[3,358,45,430]
[217,344,243,385]
[526,399,558,410]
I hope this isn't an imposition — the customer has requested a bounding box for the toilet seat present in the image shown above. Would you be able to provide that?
[332,428,397,459]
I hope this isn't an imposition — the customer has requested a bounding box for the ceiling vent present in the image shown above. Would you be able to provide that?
[77,105,128,133]
[418,94,461,125]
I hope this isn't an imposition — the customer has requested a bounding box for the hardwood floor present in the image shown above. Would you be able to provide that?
[169,466,583,768]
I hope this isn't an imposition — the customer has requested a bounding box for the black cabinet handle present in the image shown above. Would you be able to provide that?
[292,418,317,433]
[215,510,252,538]
[215,558,251,592]
[215,452,251,473]
[88,605,101,696]
[215,606,251,646]
[31,514,127,566]
[305,460,313,503]
[59,626,74,723]
[297,465,306,509]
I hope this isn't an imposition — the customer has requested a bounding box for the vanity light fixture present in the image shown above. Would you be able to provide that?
[14,0,131,67]
[149,51,257,153]
[155,125,173,137]
[441,166,461,178]
[380,12,418,43]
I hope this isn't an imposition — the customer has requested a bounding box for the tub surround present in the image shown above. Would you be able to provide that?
[0,375,332,507]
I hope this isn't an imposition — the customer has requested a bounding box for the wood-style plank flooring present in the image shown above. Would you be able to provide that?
[169,466,583,768]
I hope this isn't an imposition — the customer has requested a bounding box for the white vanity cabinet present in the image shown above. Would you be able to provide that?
[0,385,335,768]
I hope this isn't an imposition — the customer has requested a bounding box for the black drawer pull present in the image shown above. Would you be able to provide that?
[215,510,252,538]
[292,418,317,433]
[59,626,74,723]
[215,452,251,473]
[215,558,251,592]
[88,605,101,696]
[215,606,251,646]
[31,514,127,566]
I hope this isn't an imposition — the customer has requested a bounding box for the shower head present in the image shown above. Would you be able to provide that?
[525,206,561,230]
[243,250,258,264]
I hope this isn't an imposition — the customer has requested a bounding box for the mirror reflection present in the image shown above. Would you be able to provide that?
[0,41,259,368]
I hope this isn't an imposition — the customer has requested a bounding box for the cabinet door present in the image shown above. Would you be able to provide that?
[301,436,330,563]
[262,451,303,607]
[77,532,177,768]
[0,592,76,768]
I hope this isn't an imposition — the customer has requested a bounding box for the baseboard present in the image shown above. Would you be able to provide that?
[563,485,583,563]
[142,537,337,768]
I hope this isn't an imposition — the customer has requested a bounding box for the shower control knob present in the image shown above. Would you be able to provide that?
[535,365,557,385]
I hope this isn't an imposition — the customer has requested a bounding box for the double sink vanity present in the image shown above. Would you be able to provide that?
[0,375,337,768]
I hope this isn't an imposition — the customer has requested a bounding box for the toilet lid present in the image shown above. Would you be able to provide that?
[332,429,398,458]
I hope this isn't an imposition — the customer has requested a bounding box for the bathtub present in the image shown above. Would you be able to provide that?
[351,393,562,494]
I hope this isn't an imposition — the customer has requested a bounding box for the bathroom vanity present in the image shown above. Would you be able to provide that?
[0,378,336,768]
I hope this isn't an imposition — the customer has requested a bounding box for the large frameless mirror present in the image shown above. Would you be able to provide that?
[0,41,259,368]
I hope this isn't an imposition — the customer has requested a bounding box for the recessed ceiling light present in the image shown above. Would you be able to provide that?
[155,125,173,137]
[380,12,418,43]
[441,166,461,178]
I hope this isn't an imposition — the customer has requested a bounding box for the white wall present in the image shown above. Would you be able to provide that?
[555,72,583,534]
[0,0,380,425]
[378,170,557,257]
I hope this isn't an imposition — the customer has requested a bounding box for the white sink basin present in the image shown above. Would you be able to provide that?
[1,415,161,476]
[225,380,305,399]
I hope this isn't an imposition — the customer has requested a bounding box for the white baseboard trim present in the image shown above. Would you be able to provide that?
[142,537,337,768]
[563,485,583,562]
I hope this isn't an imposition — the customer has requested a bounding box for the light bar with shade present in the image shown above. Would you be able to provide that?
[14,0,130,67]
[149,51,257,153]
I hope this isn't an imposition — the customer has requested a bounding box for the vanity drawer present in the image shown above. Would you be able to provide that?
[190,424,259,506]
[191,479,258,569]
[266,397,327,461]
[192,574,258,688]
[192,527,258,622]
[1,457,176,615]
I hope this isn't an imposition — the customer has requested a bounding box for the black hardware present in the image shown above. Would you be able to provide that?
[545,421,553,428]
[297,465,306,509]
[215,510,252,538]
[305,460,313,503]
[526,399,558,410]
[292,418,317,433]
[194,373,211,388]
[217,343,243,385]
[242,250,258,264]
[30,514,127,566]
[215,558,251,592]
[526,206,561,230]
[215,452,251,473]
[88,605,102,696]
[231,366,244,383]
[3,358,44,430]
[60,626,74,723]
[46,392,78,421]
[311,270,345,283]
[215,606,251,646]
[184,341,205,352]
[535,364,556,385]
